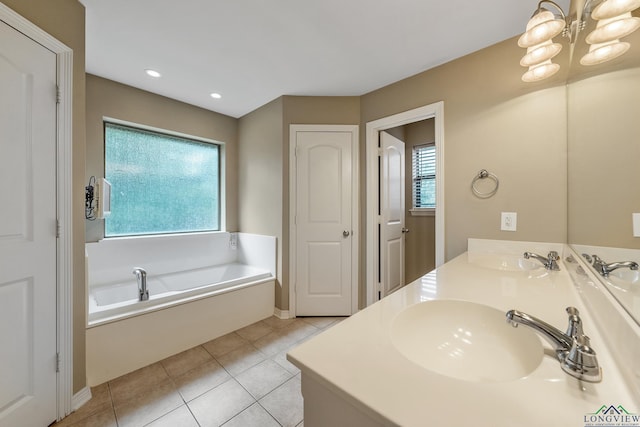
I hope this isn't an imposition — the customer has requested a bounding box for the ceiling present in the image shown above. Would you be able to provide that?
[81,0,570,118]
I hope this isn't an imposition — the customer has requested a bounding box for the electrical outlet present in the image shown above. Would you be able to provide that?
[501,212,517,231]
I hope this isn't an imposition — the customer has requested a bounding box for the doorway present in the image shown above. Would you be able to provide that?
[365,102,444,306]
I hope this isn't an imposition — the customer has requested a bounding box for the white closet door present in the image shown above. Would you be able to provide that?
[0,19,58,427]
[293,126,357,316]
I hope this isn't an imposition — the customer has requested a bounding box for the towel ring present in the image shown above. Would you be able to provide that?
[471,169,499,198]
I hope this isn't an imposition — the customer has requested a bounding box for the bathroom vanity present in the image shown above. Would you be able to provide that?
[287,239,640,427]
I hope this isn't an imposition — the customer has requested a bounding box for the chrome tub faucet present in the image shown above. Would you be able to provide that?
[132,267,149,301]
[506,306,601,382]
[523,250,560,271]
[590,255,638,277]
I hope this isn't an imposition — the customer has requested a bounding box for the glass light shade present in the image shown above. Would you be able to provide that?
[521,60,561,82]
[585,13,640,44]
[580,40,630,65]
[520,40,562,66]
[518,10,566,48]
[592,0,640,20]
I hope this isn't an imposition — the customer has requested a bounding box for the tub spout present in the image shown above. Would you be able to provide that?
[133,267,149,301]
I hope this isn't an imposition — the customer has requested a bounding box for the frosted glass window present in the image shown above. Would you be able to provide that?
[104,122,220,237]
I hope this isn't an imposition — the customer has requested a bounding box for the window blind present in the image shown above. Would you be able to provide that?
[412,144,436,208]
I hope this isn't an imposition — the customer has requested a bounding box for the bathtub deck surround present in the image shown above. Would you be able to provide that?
[85,232,277,386]
[287,239,639,426]
[55,316,342,427]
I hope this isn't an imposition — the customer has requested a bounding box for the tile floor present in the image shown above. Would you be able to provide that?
[54,316,344,427]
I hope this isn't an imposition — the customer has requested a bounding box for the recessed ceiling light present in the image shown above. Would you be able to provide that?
[145,69,161,78]
[210,92,222,99]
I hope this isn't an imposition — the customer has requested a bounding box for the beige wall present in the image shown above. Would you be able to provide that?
[238,98,284,306]
[568,66,640,248]
[85,74,239,242]
[361,36,569,261]
[2,0,87,393]
[567,26,640,250]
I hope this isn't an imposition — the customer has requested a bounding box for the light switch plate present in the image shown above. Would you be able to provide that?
[633,213,640,237]
[501,212,517,231]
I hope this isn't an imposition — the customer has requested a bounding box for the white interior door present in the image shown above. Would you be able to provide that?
[293,126,356,316]
[379,131,405,297]
[0,20,58,427]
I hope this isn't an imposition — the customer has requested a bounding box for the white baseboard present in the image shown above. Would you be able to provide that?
[72,386,92,412]
[274,307,292,319]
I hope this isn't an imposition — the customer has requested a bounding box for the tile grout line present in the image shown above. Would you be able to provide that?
[67,317,341,427]
[106,381,120,427]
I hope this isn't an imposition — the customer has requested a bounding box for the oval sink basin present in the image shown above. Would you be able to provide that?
[609,269,640,286]
[467,253,542,272]
[391,300,543,382]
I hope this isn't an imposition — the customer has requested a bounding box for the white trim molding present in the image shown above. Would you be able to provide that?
[273,308,291,320]
[0,3,75,420]
[365,102,445,307]
[410,208,436,217]
[72,387,92,412]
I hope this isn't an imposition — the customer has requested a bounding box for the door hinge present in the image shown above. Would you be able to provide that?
[56,353,60,373]
[377,147,383,156]
[56,85,61,104]
[56,219,60,238]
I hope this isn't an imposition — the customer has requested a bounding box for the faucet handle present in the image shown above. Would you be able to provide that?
[546,251,560,271]
[561,335,602,382]
[565,307,583,338]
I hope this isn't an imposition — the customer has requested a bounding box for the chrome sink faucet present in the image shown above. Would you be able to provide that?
[505,307,601,382]
[523,251,560,270]
[132,267,149,301]
[591,255,638,277]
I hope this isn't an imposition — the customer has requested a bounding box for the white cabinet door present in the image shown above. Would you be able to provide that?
[293,126,357,316]
[0,19,58,427]
[380,131,405,297]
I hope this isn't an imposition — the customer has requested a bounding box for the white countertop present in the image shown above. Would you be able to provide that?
[287,240,639,427]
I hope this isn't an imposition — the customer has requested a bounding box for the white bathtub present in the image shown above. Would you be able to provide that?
[88,263,272,326]
[85,232,277,385]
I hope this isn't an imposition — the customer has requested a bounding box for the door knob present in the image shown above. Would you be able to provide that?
[343,230,350,237]
[402,228,410,233]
